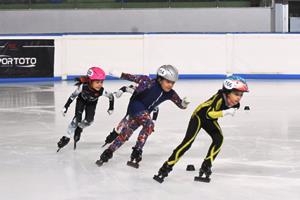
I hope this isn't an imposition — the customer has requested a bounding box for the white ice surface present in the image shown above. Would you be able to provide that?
[0,80,299,200]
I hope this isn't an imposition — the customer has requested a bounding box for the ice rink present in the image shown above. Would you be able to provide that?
[0,79,299,200]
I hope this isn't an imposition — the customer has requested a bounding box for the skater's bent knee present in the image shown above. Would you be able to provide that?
[78,120,93,128]
[212,135,223,148]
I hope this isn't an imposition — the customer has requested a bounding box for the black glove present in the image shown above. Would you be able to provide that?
[62,98,73,116]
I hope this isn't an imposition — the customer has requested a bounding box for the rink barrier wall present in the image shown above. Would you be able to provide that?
[1,33,300,82]
[58,33,300,78]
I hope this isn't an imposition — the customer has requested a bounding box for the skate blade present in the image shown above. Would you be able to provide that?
[73,142,77,150]
[194,176,210,183]
[56,148,61,153]
[153,175,164,183]
[127,161,139,169]
[95,160,104,167]
[101,143,108,148]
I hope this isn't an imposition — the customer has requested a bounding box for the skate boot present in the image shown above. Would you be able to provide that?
[194,162,212,183]
[95,149,113,167]
[102,129,118,147]
[153,162,173,183]
[127,147,143,169]
[73,127,82,150]
[57,136,70,152]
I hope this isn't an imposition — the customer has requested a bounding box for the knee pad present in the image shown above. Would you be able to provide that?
[67,120,78,136]
[78,120,93,129]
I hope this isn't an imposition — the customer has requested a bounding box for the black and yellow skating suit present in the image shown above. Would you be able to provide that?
[166,89,240,168]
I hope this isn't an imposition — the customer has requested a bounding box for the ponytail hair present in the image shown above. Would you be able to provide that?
[74,76,89,86]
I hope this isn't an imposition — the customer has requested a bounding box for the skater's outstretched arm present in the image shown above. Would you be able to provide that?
[120,73,154,93]
[103,90,114,115]
[62,85,83,116]
[170,91,190,109]
[109,70,153,93]
[206,97,222,119]
[70,84,83,101]
[120,73,151,84]
[205,95,224,119]
[109,70,150,83]
[114,85,136,98]
[121,85,136,94]
[206,96,240,119]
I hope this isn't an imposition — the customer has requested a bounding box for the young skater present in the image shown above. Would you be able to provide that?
[102,84,160,148]
[153,75,249,183]
[57,67,114,152]
[96,65,190,168]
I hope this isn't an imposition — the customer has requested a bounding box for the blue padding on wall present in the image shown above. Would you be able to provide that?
[185,74,300,79]
[0,77,62,83]
[149,74,227,79]
[234,74,300,79]
[176,74,300,79]
[1,74,300,83]
[67,74,300,80]
[66,75,119,80]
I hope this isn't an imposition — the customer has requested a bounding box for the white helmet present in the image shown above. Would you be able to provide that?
[157,65,179,82]
[223,75,249,92]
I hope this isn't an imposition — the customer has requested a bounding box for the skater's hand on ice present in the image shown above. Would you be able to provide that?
[222,108,237,117]
[107,109,114,115]
[109,70,122,78]
[62,107,68,117]
[114,89,124,98]
[181,97,190,108]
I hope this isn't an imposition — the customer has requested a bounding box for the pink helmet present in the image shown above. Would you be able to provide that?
[87,67,106,80]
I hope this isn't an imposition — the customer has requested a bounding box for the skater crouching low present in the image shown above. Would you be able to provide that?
[96,65,189,168]
[57,67,114,152]
[153,75,249,183]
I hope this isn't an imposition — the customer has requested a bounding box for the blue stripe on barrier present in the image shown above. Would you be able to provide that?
[233,74,300,79]
[0,77,62,83]
[1,74,300,83]
[66,75,119,80]
[176,74,300,79]
[68,74,300,80]
[68,74,227,80]
[149,74,227,79]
